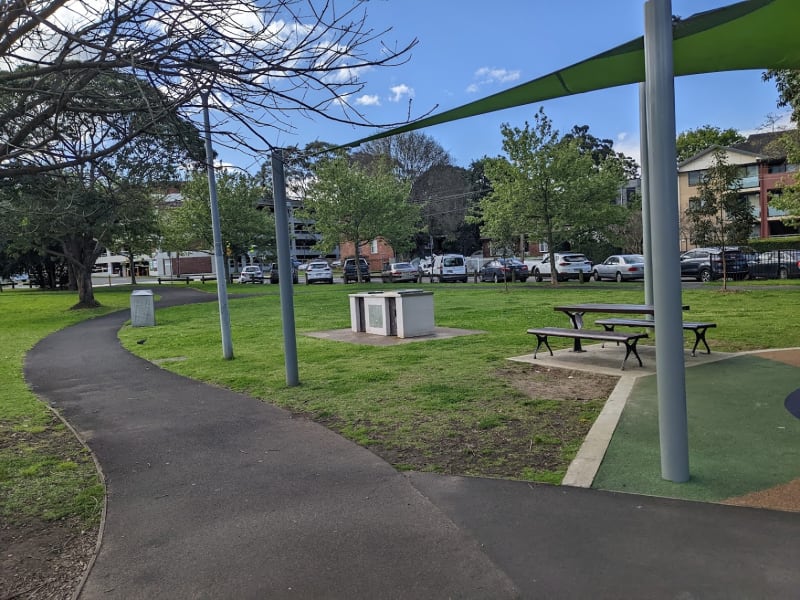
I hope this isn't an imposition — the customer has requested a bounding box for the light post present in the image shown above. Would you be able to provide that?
[200,88,234,360]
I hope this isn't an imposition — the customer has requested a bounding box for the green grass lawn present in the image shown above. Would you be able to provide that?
[0,288,131,525]
[117,280,800,485]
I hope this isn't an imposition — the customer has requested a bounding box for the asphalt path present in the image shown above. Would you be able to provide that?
[24,286,800,599]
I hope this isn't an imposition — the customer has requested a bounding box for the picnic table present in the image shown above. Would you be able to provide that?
[552,303,689,352]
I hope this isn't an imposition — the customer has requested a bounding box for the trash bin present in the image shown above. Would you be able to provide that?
[130,289,155,327]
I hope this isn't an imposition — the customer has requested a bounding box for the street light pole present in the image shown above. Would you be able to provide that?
[201,89,234,360]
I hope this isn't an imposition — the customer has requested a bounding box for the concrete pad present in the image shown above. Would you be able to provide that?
[305,326,485,346]
[508,342,735,378]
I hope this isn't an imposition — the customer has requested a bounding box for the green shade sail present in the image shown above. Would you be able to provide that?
[341,0,800,149]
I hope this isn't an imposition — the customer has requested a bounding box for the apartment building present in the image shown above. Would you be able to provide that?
[676,131,798,250]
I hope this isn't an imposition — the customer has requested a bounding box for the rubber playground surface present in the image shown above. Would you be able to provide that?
[592,348,800,512]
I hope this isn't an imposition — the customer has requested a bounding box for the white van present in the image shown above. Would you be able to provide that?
[431,254,468,283]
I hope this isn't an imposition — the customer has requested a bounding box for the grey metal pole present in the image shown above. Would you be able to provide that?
[638,83,654,309]
[201,90,234,360]
[271,149,300,387]
[644,0,689,482]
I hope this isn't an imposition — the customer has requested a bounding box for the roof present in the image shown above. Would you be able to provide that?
[677,144,764,170]
[732,131,793,159]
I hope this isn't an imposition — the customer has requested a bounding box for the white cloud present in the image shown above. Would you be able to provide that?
[614,132,641,167]
[389,84,414,103]
[356,94,381,107]
[467,66,521,93]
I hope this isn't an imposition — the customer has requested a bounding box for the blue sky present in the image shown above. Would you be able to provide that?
[230,0,791,171]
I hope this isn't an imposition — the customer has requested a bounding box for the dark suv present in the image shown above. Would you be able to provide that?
[269,262,298,284]
[342,257,371,283]
[679,247,749,282]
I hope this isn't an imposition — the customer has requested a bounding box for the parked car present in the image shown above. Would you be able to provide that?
[342,257,371,283]
[269,262,298,284]
[528,253,592,282]
[238,265,265,283]
[380,261,420,283]
[592,254,645,282]
[479,258,529,283]
[679,247,749,282]
[431,254,468,283]
[304,260,334,284]
[418,257,433,276]
[747,249,800,279]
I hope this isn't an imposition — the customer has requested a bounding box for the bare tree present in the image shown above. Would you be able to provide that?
[1,0,421,177]
[355,131,451,181]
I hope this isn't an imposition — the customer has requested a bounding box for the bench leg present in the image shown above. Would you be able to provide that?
[691,327,711,357]
[599,324,615,348]
[621,338,644,371]
[533,334,553,359]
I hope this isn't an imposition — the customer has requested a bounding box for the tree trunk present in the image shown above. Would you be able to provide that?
[63,235,102,308]
[129,250,137,285]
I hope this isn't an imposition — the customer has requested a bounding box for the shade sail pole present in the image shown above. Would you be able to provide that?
[271,149,300,387]
[638,82,654,309]
[644,0,689,482]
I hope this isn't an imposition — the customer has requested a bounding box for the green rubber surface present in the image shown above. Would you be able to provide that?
[593,354,800,503]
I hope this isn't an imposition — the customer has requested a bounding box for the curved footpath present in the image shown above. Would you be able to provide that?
[25,287,800,598]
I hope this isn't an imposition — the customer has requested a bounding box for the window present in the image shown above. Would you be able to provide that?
[370,239,378,254]
[687,170,706,186]
[688,198,703,211]
[736,165,758,178]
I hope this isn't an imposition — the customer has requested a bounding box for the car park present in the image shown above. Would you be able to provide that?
[304,260,334,284]
[342,257,371,283]
[380,261,420,283]
[592,254,645,282]
[479,258,529,282]
[747,249,800,279]
[269,262,298,284]
[238,265,265,283]
[431,254,468,283]
[679,247,749,282]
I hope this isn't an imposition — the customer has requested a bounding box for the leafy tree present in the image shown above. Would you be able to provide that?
[685,148,756,290]
[1,0,419,178]
[675,125,745,162]
[161,170,275,265]
[562,125,639,179]
[110,190,162,285]
[356,132,452,182]
[0,71,203,307]
[763,69,800,123]
[483,109,627,285]
[475,157,525,256]
[304,155,418,281]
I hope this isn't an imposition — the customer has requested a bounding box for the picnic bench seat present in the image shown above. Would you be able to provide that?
[527,327,649,370]
[593,318,716,357]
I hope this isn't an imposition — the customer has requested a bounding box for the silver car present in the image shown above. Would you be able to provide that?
[592,254,645,282]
